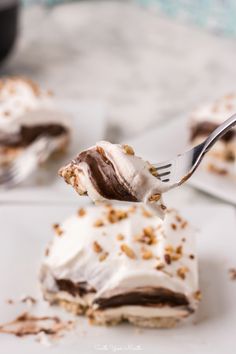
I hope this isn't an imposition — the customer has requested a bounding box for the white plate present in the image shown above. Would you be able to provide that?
[0,99,107,203]
[129,117,236,206]
[0,202,236,353]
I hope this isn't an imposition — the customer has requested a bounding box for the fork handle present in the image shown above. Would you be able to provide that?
[203,113,236,154]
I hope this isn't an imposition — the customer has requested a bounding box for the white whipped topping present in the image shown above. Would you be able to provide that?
[192,93,236,126]
[0,77,69,134]
[41,204,199,316]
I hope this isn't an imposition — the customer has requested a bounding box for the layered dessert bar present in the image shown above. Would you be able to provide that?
[0,77,70,166]
[40,204,200,328]
[59,141,169,218]
[190,94,236,178]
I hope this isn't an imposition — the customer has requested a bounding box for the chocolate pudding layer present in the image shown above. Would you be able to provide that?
[0,124,68,148]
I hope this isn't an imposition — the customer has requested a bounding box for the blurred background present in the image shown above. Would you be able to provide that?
[1,0,236,140]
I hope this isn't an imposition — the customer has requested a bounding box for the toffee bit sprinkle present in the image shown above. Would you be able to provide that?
[142,250,153,260]
[193,290,202,301]
[53,223,64,236]
[93,241,103,253]
[116,233,125,241]
[120,244,136,259]
[99,252,109,262]
[177,267,189,280]
[122,144,135,155]
[164,254,172,265]
[228,268,236,280]
[78,208,86,217]
[93,219,104,227]
[189,254,195,260]
[148,194,161,202]
[171,223,177,230]
[128,205,137,213]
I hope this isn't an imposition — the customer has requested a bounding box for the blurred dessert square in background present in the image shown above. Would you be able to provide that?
[0,77,71,166]
[190,94,236,178]
[40,203,200,328]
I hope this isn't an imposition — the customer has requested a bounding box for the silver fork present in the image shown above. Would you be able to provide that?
[154,113,236,189]
[0,136,58,187]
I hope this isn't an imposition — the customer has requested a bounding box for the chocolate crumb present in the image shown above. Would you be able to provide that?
[189,254,195,260]
[0,311,75,338]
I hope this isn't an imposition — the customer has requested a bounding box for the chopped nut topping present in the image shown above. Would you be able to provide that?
[149,166,158,177]
[165,245,174,253]
[78,208,86,217]
[120,244,136,259]
[53,223,64,236]
[141,207,153,218]
[93,241,103,253]
[148,194,161,202]
[122,144,135,155]
[177,267,189,279]
[164,254,172,265]
[181,221,188,229]
[193,290,202,301]
[142,250,153,260]
[176,245,183,255]
[176,215,182,223]
[171,223,177,230]
[156,263,165,270]
[228,268,236,280]
[107,208,128,224]
[93,219,104,227]
[99,252,109,262]
[135,226,157,245]
[116,233,125,241]
[96,146,105,156]
[164,244,182,261]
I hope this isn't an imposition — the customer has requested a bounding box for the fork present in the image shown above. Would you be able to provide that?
[154,113,236,189]
[0,136,59,187]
